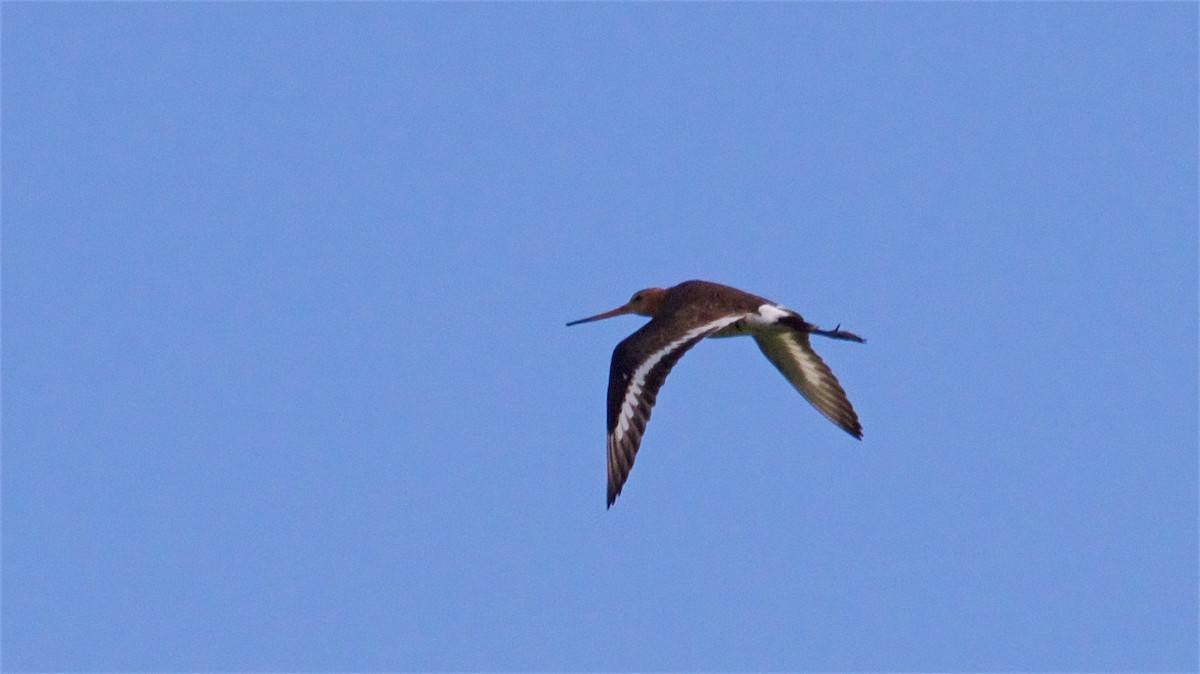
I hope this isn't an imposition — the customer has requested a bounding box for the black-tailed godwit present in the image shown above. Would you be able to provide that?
[568,280,864,508]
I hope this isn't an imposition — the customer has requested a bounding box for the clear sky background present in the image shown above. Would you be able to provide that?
[3,3,1196,672]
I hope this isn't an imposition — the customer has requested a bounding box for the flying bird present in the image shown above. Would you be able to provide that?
[567,280,864,508]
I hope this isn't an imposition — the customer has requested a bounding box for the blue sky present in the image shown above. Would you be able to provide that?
[3,3,1196,671]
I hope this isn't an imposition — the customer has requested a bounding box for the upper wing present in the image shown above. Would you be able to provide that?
[754,330,862,439]
[606,314,744,507]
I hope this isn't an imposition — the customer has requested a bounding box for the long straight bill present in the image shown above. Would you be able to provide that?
[566,304,632,327]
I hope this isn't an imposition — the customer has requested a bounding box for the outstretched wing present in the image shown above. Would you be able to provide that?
[754,330,862,439]
[606,314,744,507]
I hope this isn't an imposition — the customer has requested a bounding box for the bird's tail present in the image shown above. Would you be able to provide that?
[779,315,865,343]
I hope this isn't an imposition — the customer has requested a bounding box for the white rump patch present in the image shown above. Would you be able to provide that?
[742,304,792,327]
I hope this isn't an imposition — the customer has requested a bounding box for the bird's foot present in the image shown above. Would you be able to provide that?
[811,323,866,343]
